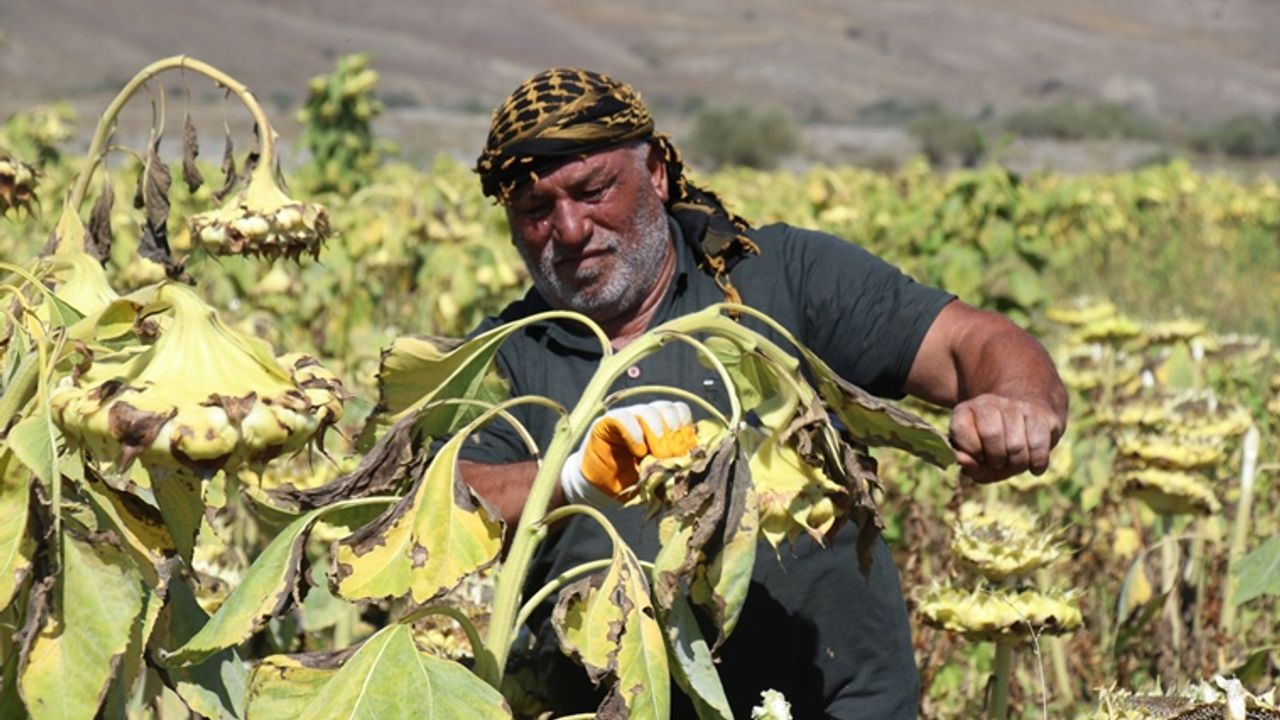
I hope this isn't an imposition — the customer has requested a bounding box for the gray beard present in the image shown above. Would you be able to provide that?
[516,198,672,319]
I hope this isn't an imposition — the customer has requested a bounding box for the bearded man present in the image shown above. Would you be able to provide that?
[458,68,1068,719]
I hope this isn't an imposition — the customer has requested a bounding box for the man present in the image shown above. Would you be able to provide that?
[459,68,1067,718]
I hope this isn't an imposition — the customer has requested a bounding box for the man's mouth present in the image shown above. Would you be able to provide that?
[554,245,614,272]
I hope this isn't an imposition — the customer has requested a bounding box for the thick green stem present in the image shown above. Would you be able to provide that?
[481,306,751,686]
[1222,426,1260,640]
[1159,513,1183,668]
[1189,517,1207,663]
[483,377,642,686]
[990,638,1014,720]
[63,56,277,236]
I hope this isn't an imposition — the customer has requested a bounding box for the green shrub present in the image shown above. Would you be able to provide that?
[908,110,985,168]
[1004,100,1163,141]
[686,104,800,169]
[296,54,387,195]
[857,97,939,126]
[1190,113,1280,158]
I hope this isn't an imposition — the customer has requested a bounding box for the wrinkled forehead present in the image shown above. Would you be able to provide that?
[502,142,642,204]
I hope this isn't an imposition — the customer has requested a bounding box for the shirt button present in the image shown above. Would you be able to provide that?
[627,366,641,379]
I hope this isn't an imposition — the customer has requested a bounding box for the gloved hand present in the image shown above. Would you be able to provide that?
[560,400,697,507]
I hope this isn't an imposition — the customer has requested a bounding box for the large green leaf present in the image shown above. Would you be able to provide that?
[165,498,391,667]
[102,583,166,720]
[699,335,787,419]
[19,531,145,720]
[247,625,511,719]
[0,449,33,610]
[553,546,669,719]
[333,431,503,604]
[79,468,172,587]
[246,652,343,719]
[364,311,588,447]
[151,469,205,564]
[691,447,758,647]
[7,405,60,490]
[1233,534,1280,605]
[604,553,670,720]
[554,552,631,684]
[661,591,732,720]
[795,345,955,467]
[151,576,247,719]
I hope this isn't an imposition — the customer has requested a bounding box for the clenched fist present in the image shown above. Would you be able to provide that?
[560,400,697,506]
[949,393,1064,483]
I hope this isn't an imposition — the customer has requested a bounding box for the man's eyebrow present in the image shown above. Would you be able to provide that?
[576,164,612,186]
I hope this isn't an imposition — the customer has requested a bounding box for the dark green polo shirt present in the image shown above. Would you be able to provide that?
[464,218,952,719]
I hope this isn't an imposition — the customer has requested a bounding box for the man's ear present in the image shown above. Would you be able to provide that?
[646,142,669,203]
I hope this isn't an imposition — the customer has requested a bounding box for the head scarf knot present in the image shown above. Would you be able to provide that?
[475,68,759,303]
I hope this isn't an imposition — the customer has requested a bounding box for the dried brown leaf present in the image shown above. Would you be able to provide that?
[212,133,237,203]
[182,113,203,193]
[267,415,423,512]
[134,138,178,276]
[86,182,114,263]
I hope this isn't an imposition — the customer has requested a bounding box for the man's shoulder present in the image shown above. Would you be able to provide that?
[737,221,882,278]
[470,288,549,336]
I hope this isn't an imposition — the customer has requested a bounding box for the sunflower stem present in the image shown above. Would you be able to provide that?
[989,637,1015,720]
[1159,512,1183,673]
[62,56,277,251]
[1222,426,1260,644]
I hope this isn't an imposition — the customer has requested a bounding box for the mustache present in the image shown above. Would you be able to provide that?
[546,236,619,270]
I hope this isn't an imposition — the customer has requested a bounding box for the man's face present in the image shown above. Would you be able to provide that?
[505,143,672,320]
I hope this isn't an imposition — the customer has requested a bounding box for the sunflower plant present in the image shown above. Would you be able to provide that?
[0,58,958,720]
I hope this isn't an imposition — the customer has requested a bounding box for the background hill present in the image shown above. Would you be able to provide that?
[3,0,1279,171]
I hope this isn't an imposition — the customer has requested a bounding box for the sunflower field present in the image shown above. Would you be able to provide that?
[1,56,1279,720]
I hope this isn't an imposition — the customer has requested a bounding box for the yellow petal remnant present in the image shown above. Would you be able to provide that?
[1142,318,1207,345]
[916,585,1082,641]
[1116,433,1224,471]
[1121,469,1221,516]
[949,501,1061,581]
[1045,297,1116,327]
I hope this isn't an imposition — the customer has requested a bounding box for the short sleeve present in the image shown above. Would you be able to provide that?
[770,225,954,398]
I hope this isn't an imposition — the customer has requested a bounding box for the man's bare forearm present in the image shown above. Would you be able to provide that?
[457,459,565,529]
[906,300,1068,481]
[952,312,1068,421]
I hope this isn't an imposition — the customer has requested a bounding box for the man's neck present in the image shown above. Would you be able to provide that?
[602,240,677,349]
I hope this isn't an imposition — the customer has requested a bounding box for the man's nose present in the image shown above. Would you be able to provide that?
[550,201,592,248]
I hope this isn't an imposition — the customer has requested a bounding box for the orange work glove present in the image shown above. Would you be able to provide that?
[560,400,697,506]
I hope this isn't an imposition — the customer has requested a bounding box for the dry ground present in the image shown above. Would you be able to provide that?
[2,0,1278,169]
